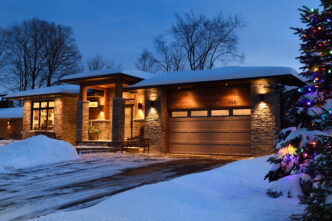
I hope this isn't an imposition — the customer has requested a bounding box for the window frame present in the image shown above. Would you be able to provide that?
[31,100,55,130]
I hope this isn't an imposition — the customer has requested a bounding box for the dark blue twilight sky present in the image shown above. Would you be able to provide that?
[0,0,321,75]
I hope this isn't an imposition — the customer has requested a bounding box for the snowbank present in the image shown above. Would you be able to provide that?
[0,139,16,146]
[31,156,304,221]
[0,135,78,172]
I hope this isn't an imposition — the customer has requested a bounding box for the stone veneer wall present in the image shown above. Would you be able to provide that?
[90,120,111,140]
[133,119,144,137]
[144,88,167,154]
[250,79,281,155]
[61,95,78,145]
[53,96,63,139]
[76,100,89,143]
[22,99,32,139]
[112,97,125,148]
[22,95,77,144]
[22,95,78,145]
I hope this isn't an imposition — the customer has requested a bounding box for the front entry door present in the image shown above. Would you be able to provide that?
[124,105,134,138]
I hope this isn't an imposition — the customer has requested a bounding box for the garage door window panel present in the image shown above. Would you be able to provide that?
[233,109,251,116]
[171,111,188,117]
[190,110,208,117]
[211,110,229,116]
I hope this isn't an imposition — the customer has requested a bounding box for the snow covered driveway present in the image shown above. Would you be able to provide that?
[0,153,230,221]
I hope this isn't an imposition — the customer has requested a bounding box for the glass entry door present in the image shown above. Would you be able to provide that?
[124,105,134,138]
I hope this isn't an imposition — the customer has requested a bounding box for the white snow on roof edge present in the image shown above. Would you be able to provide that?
[127,66,302,89]
[5,84,80,99]
[62,69,155,81]
[0,107,23,119]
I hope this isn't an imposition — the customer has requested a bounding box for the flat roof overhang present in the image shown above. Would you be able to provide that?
[6,93,78,100]
[61,73,144,86]
[124,74,305,91]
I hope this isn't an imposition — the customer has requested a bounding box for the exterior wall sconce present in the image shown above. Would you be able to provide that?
[150,101,156,108]
[7,120,10,125]
[138,103,143,110]
[260,94,265,102]
[99,105,104,111]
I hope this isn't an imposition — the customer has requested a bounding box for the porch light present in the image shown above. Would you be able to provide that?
[7,120,10,125]
[150,107,156,114]
[150,101,155,108]
[138,103,143,110]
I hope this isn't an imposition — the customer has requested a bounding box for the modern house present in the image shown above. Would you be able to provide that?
[5,66,304,156]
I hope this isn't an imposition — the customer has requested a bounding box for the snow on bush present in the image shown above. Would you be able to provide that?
[0,135,79,172]
[267,174,310,198]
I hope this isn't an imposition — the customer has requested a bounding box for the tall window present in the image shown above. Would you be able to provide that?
[31,101,55,130]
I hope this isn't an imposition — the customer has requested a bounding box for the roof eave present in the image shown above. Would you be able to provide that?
[61,73,145,85]
[124,74,305,91]
[5,92,79,100]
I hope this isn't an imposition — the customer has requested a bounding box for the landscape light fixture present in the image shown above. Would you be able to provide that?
[150,101,155,108]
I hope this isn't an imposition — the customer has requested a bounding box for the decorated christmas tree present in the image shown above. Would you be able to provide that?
[265,0,332,218]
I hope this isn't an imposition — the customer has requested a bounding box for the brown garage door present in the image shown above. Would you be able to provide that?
[169,110,251,155]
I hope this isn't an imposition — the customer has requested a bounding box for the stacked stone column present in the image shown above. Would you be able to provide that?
[76,100,89,143]
[112,97,125,149]
[250,79,281,155]
[144,88,167,154]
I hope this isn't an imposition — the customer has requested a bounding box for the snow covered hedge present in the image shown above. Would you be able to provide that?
[0,135,79,172]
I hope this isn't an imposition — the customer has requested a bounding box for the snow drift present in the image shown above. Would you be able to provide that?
[0,135,79,172]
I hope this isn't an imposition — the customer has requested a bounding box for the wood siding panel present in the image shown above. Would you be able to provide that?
[167,85,250,110]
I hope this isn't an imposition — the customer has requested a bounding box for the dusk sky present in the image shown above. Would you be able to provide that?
[0,0,321,91]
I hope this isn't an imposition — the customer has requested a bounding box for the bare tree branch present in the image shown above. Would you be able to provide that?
[136,11,245,73]
[135,49,160,73]
[86,54,121,71]
[1,18,82,91]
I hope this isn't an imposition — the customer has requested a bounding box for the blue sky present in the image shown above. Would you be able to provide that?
[0,0,321,93]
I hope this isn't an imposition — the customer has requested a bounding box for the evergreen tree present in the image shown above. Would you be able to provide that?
[265,1,332,219]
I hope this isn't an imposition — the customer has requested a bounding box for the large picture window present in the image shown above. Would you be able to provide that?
[31,101,55,130]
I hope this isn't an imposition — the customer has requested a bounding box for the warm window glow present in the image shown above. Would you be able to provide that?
[191,110,208,117]
[99,111,105,119]
[171,111,188,117]
[89,101,99,108]
[211,110,229,116]
[33,102,40,108]
[233,109,251,116]
[31,100,54,130]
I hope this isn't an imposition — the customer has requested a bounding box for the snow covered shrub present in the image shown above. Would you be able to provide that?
[265,1,332,219]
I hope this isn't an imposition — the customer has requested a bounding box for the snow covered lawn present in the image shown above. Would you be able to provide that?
[0,139,16,146]
[0,148,172,220]
[0,135,78,172]
[32,156,304,221]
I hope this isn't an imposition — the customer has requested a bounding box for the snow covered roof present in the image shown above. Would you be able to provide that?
[127,66,302,89]
[0,107,23,119]
[5,84,80,99]
[62,69,154,82]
